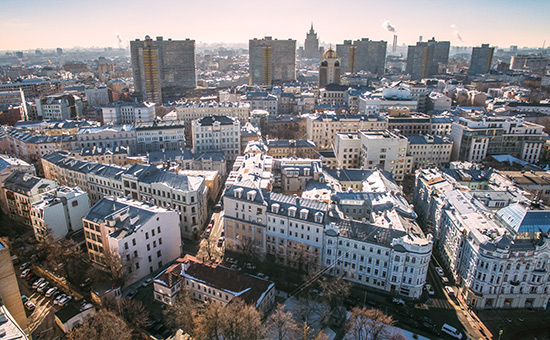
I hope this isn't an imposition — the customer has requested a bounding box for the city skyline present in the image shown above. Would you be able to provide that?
[2,0,550,51]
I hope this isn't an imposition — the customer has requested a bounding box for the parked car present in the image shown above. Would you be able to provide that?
[24,272,33,280]
[425,284,435,296]
[435,266,444,277]
[127,290,138,299]
[20,269,31,279]
[392,298,405,306]
[21,295,28,304]
[45,287,58,298]
[445,286,455,297]
[54,294,67,305]
[32,278,45,289]
[217,237,224,248]
[24,301,36,311]
[19,262,30,270]
[58,295,72,306]
[37,281,50,294]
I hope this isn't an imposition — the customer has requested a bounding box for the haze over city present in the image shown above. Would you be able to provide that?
[2,0,550,50]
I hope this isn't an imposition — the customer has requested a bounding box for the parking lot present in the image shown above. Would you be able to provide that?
[17,264,74,339]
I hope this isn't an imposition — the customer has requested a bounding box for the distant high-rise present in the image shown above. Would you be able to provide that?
[406,38,450,80]
[469,44,494,75]
[249,37,296,85]
[130,35,196,104]
[319,48,341,88]
[304,23,320,59]
[336,38,386,75]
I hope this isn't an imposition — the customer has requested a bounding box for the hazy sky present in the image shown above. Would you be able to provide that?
[1,0,549,50]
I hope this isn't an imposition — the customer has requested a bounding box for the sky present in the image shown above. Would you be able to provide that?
[1,0,549,51]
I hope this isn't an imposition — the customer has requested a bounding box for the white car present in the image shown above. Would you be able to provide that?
[54,294,67,305]
[20,268,30,279]
[425,284,435,296]
[58,295,72,306]
[435,266,444,277]
[445,286,455,297]
[392,298,405,306]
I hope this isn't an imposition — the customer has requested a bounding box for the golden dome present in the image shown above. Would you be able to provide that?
[322,47,339,59]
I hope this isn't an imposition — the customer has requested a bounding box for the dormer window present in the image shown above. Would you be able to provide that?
[247,191,257,201]
[234,188,243,198]
[271,203,280,213]
[288,206,297,217]
[300,209,309,220]
[315,212,324,223]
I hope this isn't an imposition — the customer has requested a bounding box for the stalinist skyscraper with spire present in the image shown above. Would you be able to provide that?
[304,23,321,59]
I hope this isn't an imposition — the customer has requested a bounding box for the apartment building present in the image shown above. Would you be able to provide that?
[450,116,547,163]
[334,133,361,169]
[0,155,35,183]
[41,151,208,239]
[266,139,317,159]
[277,159,323,195]
[358,88,418,114]
[407,135,452,170]
[70,146,128,166]
[2,128,75,164]
[174,101,250,124]
[30,186,90,241]
[75,125,136,154]
[135,121,185,154]
[35,93,83,120]
[306,114,387,149]
[241,92,278,114]
[192,116,241,162]
[101,101,155,125]
[414,168,550,309]
[83,197,182,286]
[1,171,58,225]
[153,255,275,312]
[359,130,412,181]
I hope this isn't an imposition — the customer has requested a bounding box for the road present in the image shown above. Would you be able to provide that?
[195,211,225,263]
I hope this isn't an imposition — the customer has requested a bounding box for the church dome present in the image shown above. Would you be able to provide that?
[322,47,339,60]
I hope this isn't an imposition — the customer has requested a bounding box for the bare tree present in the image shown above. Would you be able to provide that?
[264,304,300,340]
[68,309,132,340]
[115,297,150,329]
[194,300,224,340]
[163,289,199,335]
[218,298,263,340]
[319,276,351,312]
[300,321,329,340]
[345,307,404,340]
[102,248,140,287]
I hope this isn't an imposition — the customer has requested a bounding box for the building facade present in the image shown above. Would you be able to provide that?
[101,101,155,125]
[130,35,196,103]
[83,197,182,287]
[192,116,241,162]
[249,37,296,85]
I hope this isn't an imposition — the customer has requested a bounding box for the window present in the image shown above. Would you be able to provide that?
[157,250,162,257]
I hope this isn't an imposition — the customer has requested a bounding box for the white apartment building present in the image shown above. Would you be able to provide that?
[241,92,278,115]
[135,121,186,154]
[41,152,208,239]
[306,113,387,149]
[101,101,155,125]
[75,125,136,155]
[407,135,452,170]
[174,101,250,124]
[35,93,82,121]
[83,197,182,287]
[414,168,550,309]
[450,116,547,163]
[30,186,90,241]
[323,208,432,299]
[192,115,241,162]
[359,130,412,181]
[153,255,275,312]
[334,133,361,169]
[2,129,74,165]
[1,171,58,226]
[358,88,418,114]
[426,92,452,111]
